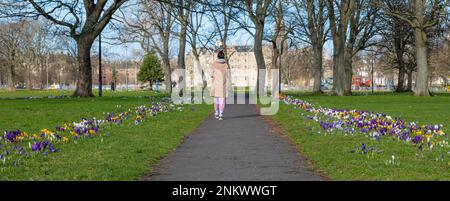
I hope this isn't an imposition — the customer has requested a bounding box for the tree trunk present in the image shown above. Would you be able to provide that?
[343,48,353,95]
[394,41,406,92]
[193,58,203,87]
[328,0,355,96]
[254,23,266,96]
[7,64,15,92]
[162,56,172,93]
[162,31,172,93]
[412,0,429,96]
[396,63,406,92]
[407,69,413,92]
[414,28,429,96]
[312,45,323,93]
[271,42,279,91]
[177,17,187,92]
[74,38,95,97]
[333,36,346,96]
[27,64,33,90]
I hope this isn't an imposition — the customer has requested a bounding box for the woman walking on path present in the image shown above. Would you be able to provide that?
[210,50,228,120]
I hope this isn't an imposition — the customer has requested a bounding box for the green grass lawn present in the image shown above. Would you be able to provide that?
[0,90,212,180]
[0,89,163,99]
[273,93,450,180]
[0,89,73,99]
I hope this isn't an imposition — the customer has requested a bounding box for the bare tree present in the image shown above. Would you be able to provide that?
[378,0,415,92]
[0,21,27,91]
[121,0,175,93]
[289,0,328,93]
[186,1,210,88]
[206,0,238,65]
[383,0,447,96]
[267,0,288,92]
[1,0,128,96]
[242,0,274,95]
[21,20,54,89]
[343,0,379,95]
[168,0,193,92]
[55,35,79,86]
[327,0,356,96]
[283,47,315,88]
[429,33,450,88]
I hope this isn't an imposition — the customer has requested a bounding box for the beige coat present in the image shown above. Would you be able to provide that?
[210,59,228,98]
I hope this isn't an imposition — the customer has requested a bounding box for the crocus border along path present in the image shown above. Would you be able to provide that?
[272,94,450,180]
[282,96,448,161]
[1,98,185,167]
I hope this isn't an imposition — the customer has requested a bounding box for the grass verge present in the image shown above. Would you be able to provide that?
[0,91,211,180]
[272,93,450,180]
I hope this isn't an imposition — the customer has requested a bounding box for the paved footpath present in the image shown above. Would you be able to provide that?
[146,95,325,181]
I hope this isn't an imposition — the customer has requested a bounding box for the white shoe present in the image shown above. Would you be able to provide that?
[218,116,223,121]
[215,114,219,119]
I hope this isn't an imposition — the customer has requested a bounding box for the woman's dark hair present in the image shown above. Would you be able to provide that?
[217,50,225,59]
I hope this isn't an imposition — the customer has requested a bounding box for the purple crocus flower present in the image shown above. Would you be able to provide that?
[412,136,423,144]
[42,141,49,149]
[49,145,57,153]
[31,142,42,152]
[4,130,21,142]
[17,146,23,155]
[92,126,99,133]
[361,143,367,154]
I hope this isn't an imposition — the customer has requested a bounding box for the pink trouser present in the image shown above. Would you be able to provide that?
[214,97,225,116]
